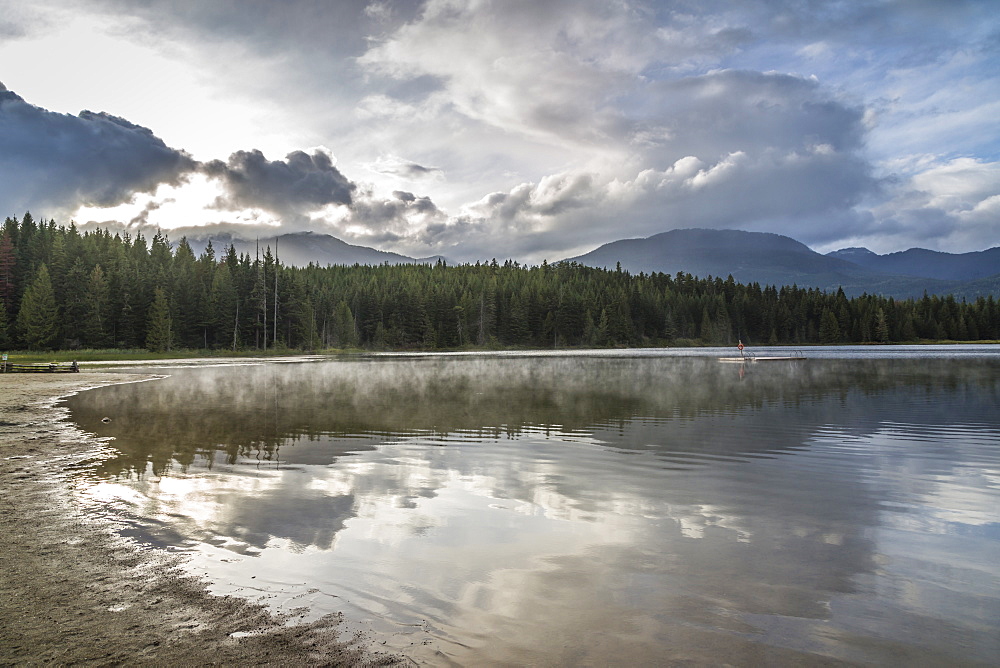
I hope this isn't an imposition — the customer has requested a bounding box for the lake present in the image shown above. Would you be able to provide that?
[65,347,1000,666]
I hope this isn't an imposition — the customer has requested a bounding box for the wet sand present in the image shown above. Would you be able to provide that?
[0,371,402,666]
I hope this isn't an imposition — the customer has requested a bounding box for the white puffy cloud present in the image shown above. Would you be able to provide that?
[423,142,872,262]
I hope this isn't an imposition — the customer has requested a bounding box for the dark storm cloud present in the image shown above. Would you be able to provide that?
[0,84,364,227]
[0,82,196,214]
[391,190,438,213]
[202,149,356,215]
[636,70,866,160]
[350,188,442,227]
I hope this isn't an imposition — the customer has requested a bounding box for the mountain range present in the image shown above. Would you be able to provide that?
[181,228,998,299]
[184,231,444,268]
[565,229,999,299]
[825,246,1000,281]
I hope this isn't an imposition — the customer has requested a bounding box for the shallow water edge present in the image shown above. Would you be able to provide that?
[0,371,400,666]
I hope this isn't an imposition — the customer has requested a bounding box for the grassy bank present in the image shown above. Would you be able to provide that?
[0,348,332,365]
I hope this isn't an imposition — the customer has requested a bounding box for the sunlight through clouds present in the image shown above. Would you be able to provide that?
[1,0,998,260]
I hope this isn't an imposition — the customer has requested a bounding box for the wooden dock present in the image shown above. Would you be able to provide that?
[0,361,79,373]
[718,345,806,363]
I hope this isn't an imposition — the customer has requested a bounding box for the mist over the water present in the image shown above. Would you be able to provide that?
[65,350,1000,665]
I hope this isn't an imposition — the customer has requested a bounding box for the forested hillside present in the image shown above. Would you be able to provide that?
[2,214,998,352]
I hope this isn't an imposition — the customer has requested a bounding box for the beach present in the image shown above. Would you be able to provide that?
[0,371,397,666]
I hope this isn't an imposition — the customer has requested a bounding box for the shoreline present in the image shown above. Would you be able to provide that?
[0,371,400,666]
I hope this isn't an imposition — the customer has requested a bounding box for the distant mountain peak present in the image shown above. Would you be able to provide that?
[828,247,877,258]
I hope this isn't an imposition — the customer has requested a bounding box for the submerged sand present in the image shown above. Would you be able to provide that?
[0,371,402,666]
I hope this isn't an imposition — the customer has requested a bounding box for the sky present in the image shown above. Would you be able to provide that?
[0,0,998,263]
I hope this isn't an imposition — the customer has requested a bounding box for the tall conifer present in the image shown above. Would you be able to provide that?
[145,287,173,352]
[83,265,110,348]
[16,264,59,350]
[0,294,9,347]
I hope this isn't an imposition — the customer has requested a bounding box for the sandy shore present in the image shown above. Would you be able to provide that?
[0,371,401,666]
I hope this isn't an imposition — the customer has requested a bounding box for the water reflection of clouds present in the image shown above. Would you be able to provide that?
[814,425,1000,531]
[82,463,357,553]
[64,355,1000,665]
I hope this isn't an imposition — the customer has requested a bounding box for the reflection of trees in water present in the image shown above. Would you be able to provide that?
[66,357,1000,480]
[63,356,1000,657]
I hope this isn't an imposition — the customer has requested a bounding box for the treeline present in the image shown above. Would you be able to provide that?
[2,213,999,352]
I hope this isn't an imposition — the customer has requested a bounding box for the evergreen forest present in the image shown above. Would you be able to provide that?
[2,214,998,352]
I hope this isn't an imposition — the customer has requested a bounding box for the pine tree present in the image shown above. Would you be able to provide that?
[332,300,358,347]
[597,308,610,345]
[145,287,173,352]
[0,295,9,348]
[0,231,15,313]
[699,306,714,342]
[875,308,890,343]
[83,265,110,348]
[506,294,531,344]
[210,267,238,350]
[662,308,677,342]
[582,310,598,346]
[818,308,839,343]
[60,258,90,348]
[16,264,59,350]
[171,237,201,347]
[476,290,497,345]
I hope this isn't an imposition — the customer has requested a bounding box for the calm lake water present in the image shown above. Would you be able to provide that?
[65,347,1000,666]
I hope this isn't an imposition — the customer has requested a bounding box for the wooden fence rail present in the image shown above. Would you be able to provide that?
[0,361,80,373]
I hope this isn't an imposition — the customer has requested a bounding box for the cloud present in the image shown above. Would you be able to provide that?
[0,16,27,38]
[366,154,442,180]
[0,83,365,233]
[430,147,872,262]
[634,70,866,159]
[202,148,356,220]
[3,2,997,260]
[128,198,170,228]
[468,171,599,230]
[352,6,887,259]
[343,187,446,246]
[357,0,654,147]
[413,66,878,260]
[857,157,1000,253]
[0,82,197,216]
[88,0,388,60]
[354,1,889,154]
[0,1,48,39]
